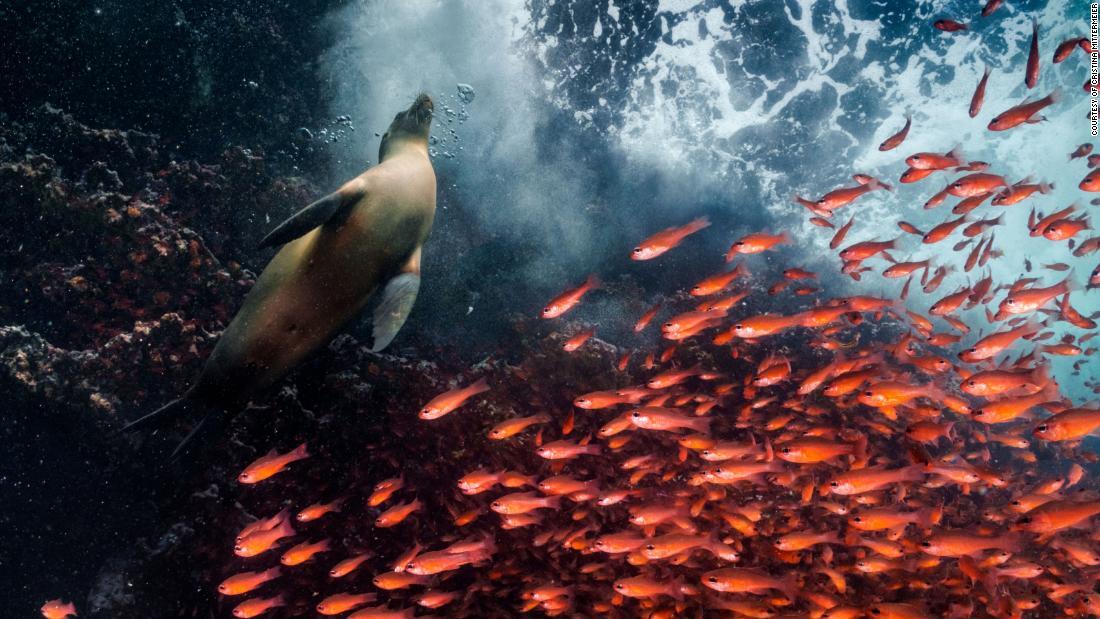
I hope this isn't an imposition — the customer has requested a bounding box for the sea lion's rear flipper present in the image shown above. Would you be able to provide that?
[369,248,422,352]
[258,180,366,249]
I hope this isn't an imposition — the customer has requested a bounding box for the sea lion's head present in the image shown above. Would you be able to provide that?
[379,93,433,161]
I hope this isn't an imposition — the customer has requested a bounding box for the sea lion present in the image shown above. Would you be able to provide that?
[126,94,436,454]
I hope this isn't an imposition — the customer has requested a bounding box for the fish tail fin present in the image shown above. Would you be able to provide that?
[689,216,712,232]
[290,442,310,461]
[871,177,894,192]
[469,376,492,394]
[947,145,967,167]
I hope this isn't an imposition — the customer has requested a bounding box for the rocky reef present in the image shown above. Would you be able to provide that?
[0,103,632,616]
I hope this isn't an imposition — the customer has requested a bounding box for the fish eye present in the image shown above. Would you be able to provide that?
[1019,517,1032,524]
[631,411,641,417]
[714,467,724,474]
[491,501,501,508]
[871,609,882,616]
[853,516,862,523]
[734,324,743,330]
[1011,499,1021,506]
[614,583,624,590]
[781,447,790,454]
[863,390,873,397]
[645,544,655,551]
[1006,299,1016,305]
[707,576,718,583]
[965,379,976,386]
[233,545,242,551]
[920,541,931,547]
[542,307,551,314]
[830,481,839,487]
[1036,425,1048,432]
[734,241,744,246]
[329,569,337,576]
[632,247,642,254]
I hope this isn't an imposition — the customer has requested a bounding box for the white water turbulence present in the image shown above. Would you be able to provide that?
[324,0,1097,399]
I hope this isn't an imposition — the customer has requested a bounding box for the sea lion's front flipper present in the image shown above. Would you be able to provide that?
[369,249,422,352]
[258,180,366,249]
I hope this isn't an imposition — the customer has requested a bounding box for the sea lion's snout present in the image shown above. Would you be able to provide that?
[379,94,434,160]
[411,93,433,124]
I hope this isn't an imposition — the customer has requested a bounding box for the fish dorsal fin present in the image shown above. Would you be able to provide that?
[258,179,366,249]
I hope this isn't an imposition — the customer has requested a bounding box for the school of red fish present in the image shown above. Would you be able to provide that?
[47,5,1100,619]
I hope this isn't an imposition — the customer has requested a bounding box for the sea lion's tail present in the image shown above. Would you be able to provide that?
[121,393,224,462]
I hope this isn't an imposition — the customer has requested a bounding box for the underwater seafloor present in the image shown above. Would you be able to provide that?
[5,0,1100,618]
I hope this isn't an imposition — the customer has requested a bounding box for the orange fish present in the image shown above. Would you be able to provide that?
[375,499,422,527]
[1033,407,1100,441]
[879,115,911,151]
[994,276,1071,319]
[316,593,377,616]
[947,172,1007,198]
[1025,18,1039,89]
[828,466,924,495]
[906,148,965,170]
[541,274,599,318]
[700,567,797,599]
[920,531,1019,557]
[41,600,77,619]
[726,232,789,259]
[235,516,295,558]
[329,553,371,578]
[218,567,282,596]
[297,499,343,523]
[970,66,990,117]
[281,538,331,565]
[562,327,596,352]
[419,377,489,420]
[988,90,1060,130]
[368,477,404,507]
[691,264,748,296]
[488,413,551,439]
[631,216,710,260]
[238,443,309,484]
[231,594,286,618]
[629,406,709,433]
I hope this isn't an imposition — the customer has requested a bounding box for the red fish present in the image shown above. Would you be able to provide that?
[239,443,309,484]
[879,115,911,151]
[419,377,490,420]
[631,217,711,261]
[726,232,789,258]
[1025,19,1040,89]
[541,274,599,318]
[933,19,968,32]
[970,66,990,117]
[988,91,1060,131]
